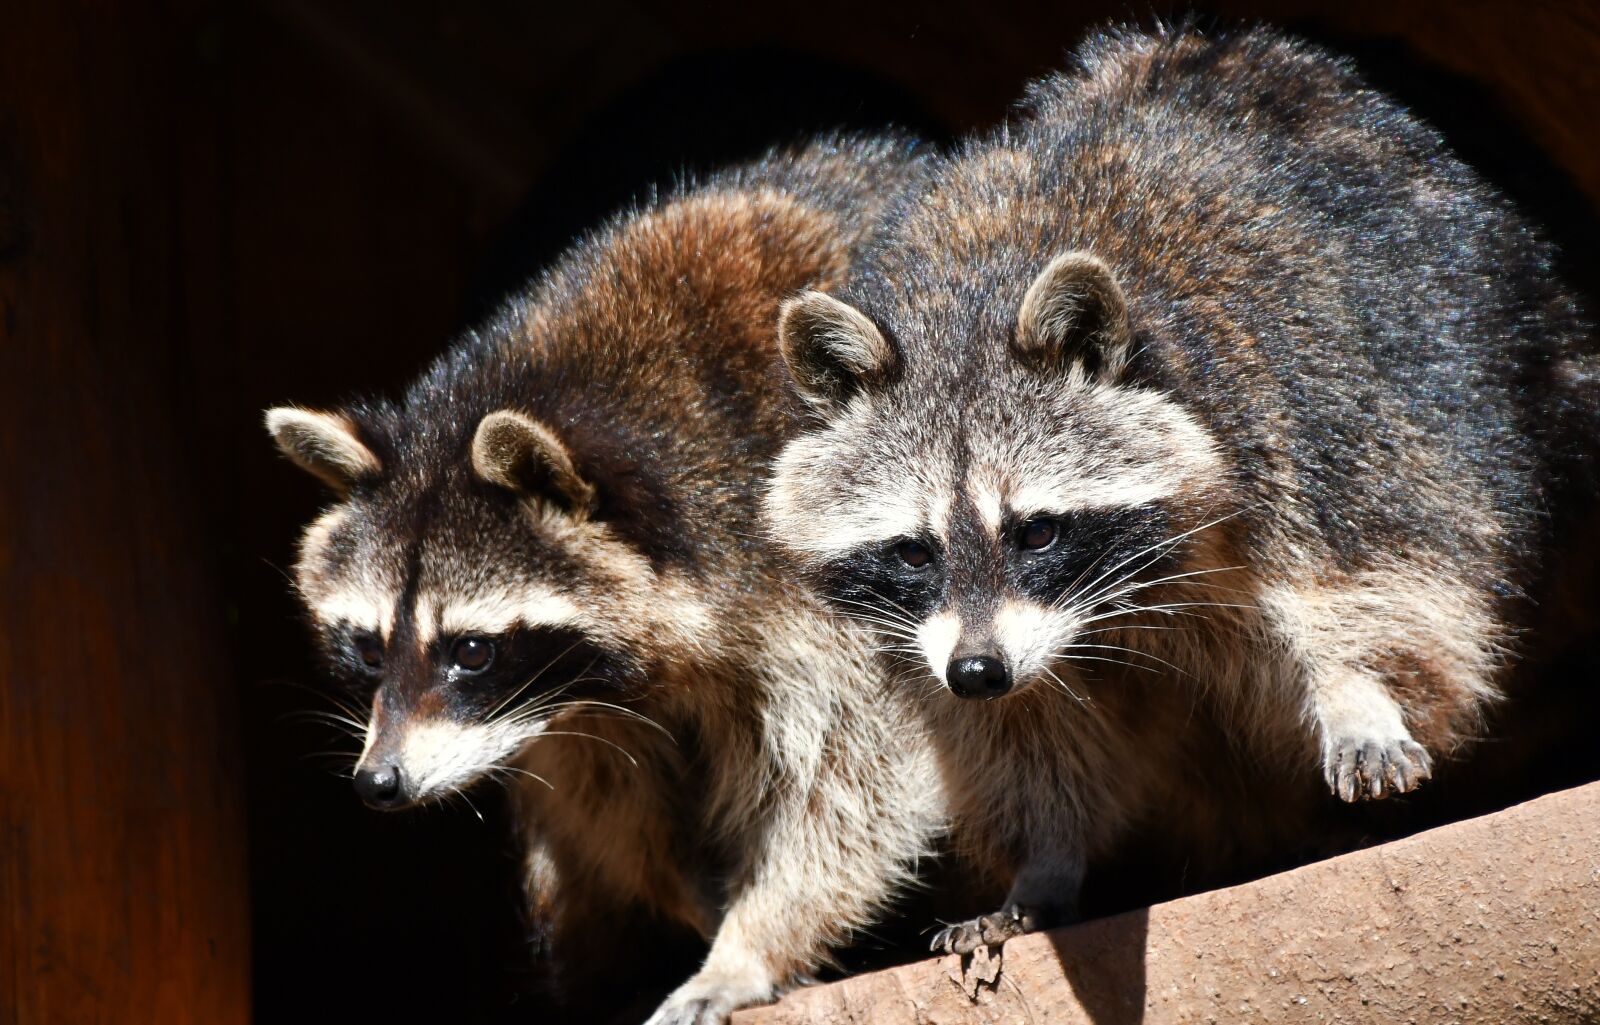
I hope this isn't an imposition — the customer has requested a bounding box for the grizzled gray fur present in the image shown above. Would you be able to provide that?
[768,25,1599,955]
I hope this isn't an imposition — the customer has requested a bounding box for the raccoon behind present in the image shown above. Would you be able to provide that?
[266,137,947,1025]
[767,26,1599,953]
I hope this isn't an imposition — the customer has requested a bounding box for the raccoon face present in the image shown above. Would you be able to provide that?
[768,252,1228,699]
[268,408,698,809]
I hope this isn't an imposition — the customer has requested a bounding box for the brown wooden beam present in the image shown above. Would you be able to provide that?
[737,782,1600,1025]
[0,4,251,1023]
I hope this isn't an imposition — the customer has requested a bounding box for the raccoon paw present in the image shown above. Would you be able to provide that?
[642,968,776,1025]
[930,904,1038,956]
[1325,735,1432,802]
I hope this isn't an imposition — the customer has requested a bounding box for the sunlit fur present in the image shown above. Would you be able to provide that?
[765,26,1599,944]
[271,137,947,1025]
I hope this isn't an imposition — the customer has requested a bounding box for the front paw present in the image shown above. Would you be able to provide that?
[930,904,1039,956]
[642,968,776,1025]
[1324,733,1432,802]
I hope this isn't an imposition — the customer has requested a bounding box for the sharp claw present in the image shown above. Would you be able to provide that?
[1329,736,1436,802]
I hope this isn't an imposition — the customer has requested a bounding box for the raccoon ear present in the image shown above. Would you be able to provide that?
[472,410,597,515]
[778,290,897,411]
[1013,252,1133,380]
[265,407,382,493]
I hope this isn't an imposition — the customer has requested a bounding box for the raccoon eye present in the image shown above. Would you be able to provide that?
[1018,517,1059,551]
[895,540,932,569]
[451,636,494,673]
[353,634,383,671]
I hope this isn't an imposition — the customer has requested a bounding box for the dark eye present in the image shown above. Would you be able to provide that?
[895,540,932,569]
[354,634,383,671]
[1018,517,1059,551]
[451,636,494,673]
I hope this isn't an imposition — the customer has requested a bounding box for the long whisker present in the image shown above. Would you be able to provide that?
[485,642,591,721]
[1075,623,1183,636]
[1066,508,1250,611]
[1053,652,1162,673]
[1079,566,1253,616]
[826,596,923,635]
[498,678,616,726]
[1040,664,1086,702]
[489,764,555,791]
[1056,642,1186,676]
[528,698,675,741]
[534,730,640,766]
[285,709,369,735]
[451,786,486,823]
[269,678,375,724]
[1075,600,1255,628]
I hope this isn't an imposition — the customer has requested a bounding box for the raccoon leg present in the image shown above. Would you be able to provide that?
[1261,576,1498,802]
[1313,670,1433,802]
[643,685,941,1024]
[642,810,929,1025]
[930,849,1084,955]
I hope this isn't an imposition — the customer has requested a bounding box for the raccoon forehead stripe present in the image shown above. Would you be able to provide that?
[311,589,397,637]
[966,478,1005,536]
[418,587,585,642]
[1007,475,1184,517]
[765,467,929,556]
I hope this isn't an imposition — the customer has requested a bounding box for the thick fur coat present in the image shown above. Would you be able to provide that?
[767,26,1599,952]
[269,137,948,1024]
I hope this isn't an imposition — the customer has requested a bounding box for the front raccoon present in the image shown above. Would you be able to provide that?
[766,28,1598,953]
[268,137,946,1025]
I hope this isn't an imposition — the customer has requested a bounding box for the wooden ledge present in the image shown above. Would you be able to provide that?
[736,782,1600,1024]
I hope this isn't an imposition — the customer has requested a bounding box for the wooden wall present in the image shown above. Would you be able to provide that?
[2,2,1595,1023]
[0,3,248,1024]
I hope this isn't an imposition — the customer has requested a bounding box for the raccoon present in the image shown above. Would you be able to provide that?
[266,137,947,1025]
[765,27,1599,955]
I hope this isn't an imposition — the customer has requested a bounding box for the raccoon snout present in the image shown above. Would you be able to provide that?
[945,654,1012,699]
[354,763,408,810]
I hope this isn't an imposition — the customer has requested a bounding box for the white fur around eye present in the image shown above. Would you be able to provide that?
[311,589,396,639]
[416,586,584,643]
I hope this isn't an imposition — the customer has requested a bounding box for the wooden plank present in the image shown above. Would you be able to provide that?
[0,4,251,1023]
[736,782,1600,1025]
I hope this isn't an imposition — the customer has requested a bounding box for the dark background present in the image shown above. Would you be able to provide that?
[4,3,1599,1024]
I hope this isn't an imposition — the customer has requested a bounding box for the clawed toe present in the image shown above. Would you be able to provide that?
[931,905,1035,955]
[1327,736,1432,802]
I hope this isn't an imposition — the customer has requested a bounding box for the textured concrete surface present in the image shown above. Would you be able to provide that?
[736,782,1600,1025]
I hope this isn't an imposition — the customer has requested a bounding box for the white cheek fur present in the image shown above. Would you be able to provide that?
[392,717,546,799]
[994,600,1080,693]
[916,612,961,684]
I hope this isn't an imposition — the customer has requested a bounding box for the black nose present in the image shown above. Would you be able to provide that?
[946,655,1012,699]
[354,764,407,809]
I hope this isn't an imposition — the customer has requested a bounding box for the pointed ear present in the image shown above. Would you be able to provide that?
[1013,252,1133,380]
[471,410,596,515]
[265,407,382,493]
[777,290,897,412]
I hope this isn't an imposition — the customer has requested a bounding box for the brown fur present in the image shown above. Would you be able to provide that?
[269,138,948,1025]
